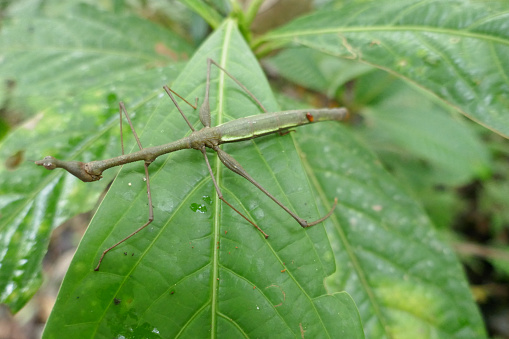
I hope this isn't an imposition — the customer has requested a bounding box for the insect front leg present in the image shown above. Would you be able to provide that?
[94,103,155,271]
[163,86,197,132]
[199,58,270,131]
[206,58,267,113]
[198,58,214,128]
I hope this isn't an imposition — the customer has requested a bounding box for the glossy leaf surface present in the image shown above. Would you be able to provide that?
[261,0,509,138]
[42,20,364,338]
[268,48,492,186]
[0,4,193,312]
[296,123,486,338]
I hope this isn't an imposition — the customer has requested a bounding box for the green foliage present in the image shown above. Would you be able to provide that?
[1,0,506,337]
[0,2,193,313]
[260,0,509,137]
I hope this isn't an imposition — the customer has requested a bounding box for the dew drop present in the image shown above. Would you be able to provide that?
[190,203,207,213]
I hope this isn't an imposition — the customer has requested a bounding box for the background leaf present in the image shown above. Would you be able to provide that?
[41,20,364,338]
[179,0,224,29]
[268,49,492,186]
[265,46,373,98]
[0,3,192,111]
[295,123,486,338]
[359,80,491,186]
[260,0,509,138]
[0,4,193,313]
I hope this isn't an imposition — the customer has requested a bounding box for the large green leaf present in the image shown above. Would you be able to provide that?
[0,4,193,109]
[296,123,486,338]
[259,0,509,138]
[42,20,364,338]
[0,4,193,312]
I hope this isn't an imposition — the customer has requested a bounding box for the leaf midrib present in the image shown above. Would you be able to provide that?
[266,26,509,46]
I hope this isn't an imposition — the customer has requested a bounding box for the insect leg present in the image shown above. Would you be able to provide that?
[207,58,267,113]
[199,58,270,129]
[198,59,213,128]
[164,86,196,132]
[214,146,337,228]
[199,146,269,238]
[94,103,155,271]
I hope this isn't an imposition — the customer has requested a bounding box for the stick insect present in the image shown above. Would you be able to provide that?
[35,59,348,271]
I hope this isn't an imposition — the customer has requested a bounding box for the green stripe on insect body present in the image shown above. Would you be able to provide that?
[217,108,347,143]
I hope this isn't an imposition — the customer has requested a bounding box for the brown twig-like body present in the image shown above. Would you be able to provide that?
[35,58,348,270]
